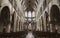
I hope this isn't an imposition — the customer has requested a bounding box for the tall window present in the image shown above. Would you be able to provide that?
[28,11,31,21]
[25,11,27,17]
[24,11,36,21]
[32,11,35,17]
[28,11,31,17]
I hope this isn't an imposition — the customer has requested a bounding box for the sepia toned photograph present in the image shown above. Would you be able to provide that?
[0,0,60,38]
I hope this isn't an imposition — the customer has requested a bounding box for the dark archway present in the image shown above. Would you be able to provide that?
[0,6,10,32]
[50,5,60,32]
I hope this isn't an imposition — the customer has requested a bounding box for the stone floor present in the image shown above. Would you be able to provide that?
[0,31,60,38]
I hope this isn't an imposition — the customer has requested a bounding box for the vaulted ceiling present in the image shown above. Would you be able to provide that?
[21,0,39,12]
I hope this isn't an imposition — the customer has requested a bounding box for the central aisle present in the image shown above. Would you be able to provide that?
[26,31,35,38]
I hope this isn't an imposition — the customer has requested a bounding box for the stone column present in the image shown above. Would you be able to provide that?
[14,12,17,32]
[16,18,20,31]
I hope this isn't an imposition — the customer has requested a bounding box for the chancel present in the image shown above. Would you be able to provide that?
[0,0,60,38]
